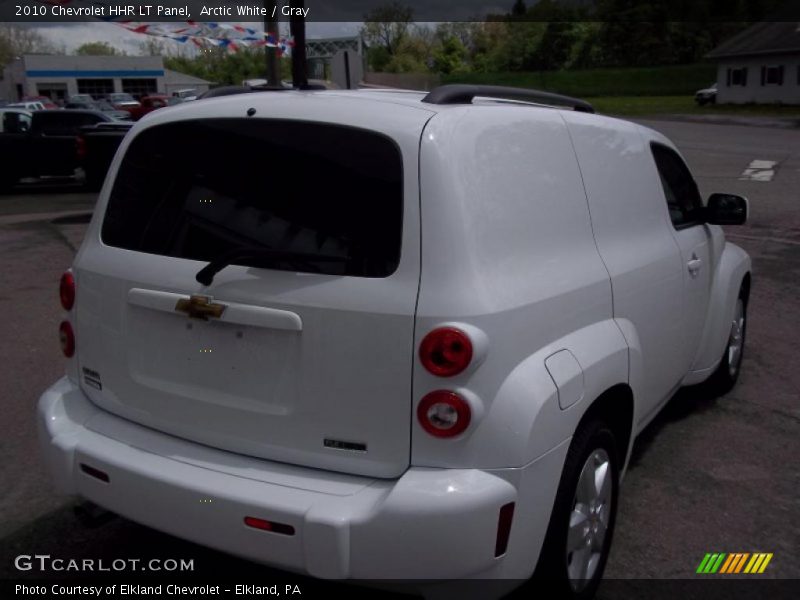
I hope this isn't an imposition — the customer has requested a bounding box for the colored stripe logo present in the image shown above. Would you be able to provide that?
[697,553,773,574]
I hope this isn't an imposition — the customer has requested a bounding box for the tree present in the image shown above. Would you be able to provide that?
[433,36,469,75]
[138,37,168,57]
[0,25,59,69]
[361,2,414,58]
[75,41,119,56]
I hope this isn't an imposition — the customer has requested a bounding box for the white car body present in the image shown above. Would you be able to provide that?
[38,88,751,592]
[8,101,45,111]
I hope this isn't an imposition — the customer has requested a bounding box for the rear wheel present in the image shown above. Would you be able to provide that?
[705,290,747,395]
[529,420,620,599]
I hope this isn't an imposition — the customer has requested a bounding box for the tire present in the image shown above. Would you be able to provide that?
[704,288,747,396]
[528,420,620,600]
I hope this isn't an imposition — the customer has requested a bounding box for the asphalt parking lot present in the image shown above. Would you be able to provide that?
[0,119,798,596]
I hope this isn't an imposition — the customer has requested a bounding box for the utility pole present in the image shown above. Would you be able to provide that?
[289,1,308,88]
[264,1,281,86]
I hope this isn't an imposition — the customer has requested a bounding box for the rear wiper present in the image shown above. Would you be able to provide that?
[195,247,349,285]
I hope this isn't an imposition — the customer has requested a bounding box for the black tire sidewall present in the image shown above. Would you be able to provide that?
[531,421,620,600]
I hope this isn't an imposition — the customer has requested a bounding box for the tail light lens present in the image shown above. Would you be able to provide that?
[419,327,473,377]
[417,390,471,438]
[76,135,86,160]
[60,271,75,310]
[59,321,75,357]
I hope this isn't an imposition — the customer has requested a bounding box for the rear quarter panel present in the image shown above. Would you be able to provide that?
[414,106,622,470]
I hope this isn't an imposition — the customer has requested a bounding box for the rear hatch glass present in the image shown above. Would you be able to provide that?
[102,119,402,277]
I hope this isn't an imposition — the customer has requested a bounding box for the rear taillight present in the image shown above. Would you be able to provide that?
[76,135,86,160]
[59,321,75,357]
[60,271,75,310]
[419,327,473,377]
[417,390,471,438]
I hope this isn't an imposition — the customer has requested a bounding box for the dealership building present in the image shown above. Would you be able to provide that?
[1,55,211,102]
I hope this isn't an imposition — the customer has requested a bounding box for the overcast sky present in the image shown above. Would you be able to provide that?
[31,21,363,54]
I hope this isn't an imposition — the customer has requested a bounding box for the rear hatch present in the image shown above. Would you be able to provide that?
[73,98,429,478]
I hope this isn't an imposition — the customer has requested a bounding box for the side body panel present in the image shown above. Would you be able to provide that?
[563,112,687,429]
[414,106,623,471]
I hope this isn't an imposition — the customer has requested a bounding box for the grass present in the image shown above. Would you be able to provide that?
[590,96,800,118]
[441,64,800,118]
[442,64,717,98]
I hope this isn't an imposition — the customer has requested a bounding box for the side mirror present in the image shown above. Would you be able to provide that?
[706,193,748,225]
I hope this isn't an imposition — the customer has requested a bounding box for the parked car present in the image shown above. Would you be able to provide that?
[124,95,182,120]
[0,108,32,134]
[38,85,751,597]
[105,92,140,109]
[0,109,114,190]
[77,120,133,190]
[69,94,96,104]
[8,100,46,111]
[65,99,131,121]
[23,95,59,109]
[695,83,718,106]
[172,88,198,101]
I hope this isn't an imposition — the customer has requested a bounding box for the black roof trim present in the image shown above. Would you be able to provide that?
[421,84,595,113]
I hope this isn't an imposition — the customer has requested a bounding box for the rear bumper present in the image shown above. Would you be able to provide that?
[38,377,518,580]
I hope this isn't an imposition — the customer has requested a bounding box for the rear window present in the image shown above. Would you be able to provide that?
[102,119,404,278]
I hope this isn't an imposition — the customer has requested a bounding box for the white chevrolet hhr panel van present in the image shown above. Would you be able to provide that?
[40,85,751,598]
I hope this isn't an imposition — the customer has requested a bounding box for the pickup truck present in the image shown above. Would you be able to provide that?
[77,120,133,191]
[0,109,115,190]
[124,95,181,121]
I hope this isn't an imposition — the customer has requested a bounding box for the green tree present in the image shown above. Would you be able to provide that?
[75,41,119,56]
[433,36,469,75]
[361,1,414,69]
[0,25,59,69]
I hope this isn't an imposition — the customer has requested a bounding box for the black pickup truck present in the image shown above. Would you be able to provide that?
[78,120,133,191]
[0,109,115,190]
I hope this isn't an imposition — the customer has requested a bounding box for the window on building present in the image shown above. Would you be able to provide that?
[761,65,784,86]
[36,82,68,102]
[77,79,114,99]
[726,67,748,86]
[121,78,157,99]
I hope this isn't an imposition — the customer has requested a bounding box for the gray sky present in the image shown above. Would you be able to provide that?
[32,21,363,54]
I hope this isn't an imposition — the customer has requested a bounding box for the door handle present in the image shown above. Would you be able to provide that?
[687,256,702,276]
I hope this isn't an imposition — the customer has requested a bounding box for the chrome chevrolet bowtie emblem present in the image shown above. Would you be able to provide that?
[174,295,226,321]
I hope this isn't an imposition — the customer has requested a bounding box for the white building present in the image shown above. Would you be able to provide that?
[708,22,800,105]
[1,54,211,102]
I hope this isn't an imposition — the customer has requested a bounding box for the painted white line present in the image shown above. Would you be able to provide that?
[740,159,777,181]
[749,159,776,169]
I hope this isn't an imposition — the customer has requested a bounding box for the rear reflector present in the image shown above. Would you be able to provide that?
[495,502,515,557]
[79,463,110,483]
[417,390,471,438]
[244,516,295,536]
[59,321,75,358]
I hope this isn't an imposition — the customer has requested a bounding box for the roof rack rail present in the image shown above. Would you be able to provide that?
[421,84,595,113]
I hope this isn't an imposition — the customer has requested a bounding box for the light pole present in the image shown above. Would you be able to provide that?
[264,1,281,86]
